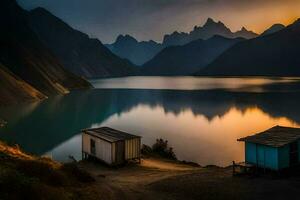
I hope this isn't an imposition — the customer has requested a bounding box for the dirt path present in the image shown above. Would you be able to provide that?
[79,158,201,200]
[79,158,300,200]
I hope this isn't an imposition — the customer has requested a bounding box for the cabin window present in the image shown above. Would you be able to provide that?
[90,139,96,155]
[289,141,298,166]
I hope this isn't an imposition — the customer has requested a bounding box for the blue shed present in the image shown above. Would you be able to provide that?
[238,126,300,171]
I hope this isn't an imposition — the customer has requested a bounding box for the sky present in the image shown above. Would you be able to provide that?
[18,0,300,43]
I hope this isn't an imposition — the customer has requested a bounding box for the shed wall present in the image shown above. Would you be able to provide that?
[278,145,289,169]
[82,133,112,164]
[298,140,300,162]
[245,142,257,164]
[111,143,116,163]
[125,138,141,160]
[263,146,278,170]
[245,142,279,170]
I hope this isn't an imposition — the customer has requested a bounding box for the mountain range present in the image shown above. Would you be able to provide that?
[2,0,300,108]
[106,35,164,66]
[163,18,258,46]
[28,7,137,78]
[141,36,244,76]
[196,19,300,76]
[107,18,258,65]
[0,0,92,105]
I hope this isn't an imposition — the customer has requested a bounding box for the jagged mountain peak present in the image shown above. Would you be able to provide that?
[168,31,187,36]
[203,18,225,28]
[240,27,248,31]
[292,18,300,26]
[234,26,258,38]
[116,34,138,43]
[261,23,285,36]
[205,17,216,25]
[31,6,49,13]
[108,34,164,65]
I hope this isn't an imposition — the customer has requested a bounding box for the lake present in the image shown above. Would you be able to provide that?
[1,76,300,166]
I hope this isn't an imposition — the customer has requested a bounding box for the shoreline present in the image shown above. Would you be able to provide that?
[1,141,300,200]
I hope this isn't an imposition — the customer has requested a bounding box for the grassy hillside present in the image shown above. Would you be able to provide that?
[0,63,46,105]
[0,141,99,200]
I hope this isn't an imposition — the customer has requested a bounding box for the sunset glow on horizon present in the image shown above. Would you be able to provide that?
[18,0,300,42]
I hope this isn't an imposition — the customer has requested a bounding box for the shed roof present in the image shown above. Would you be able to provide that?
[238,126,300,147]
[83,127,141,143]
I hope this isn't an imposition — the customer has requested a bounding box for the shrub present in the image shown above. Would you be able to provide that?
[151,139,177,160]
[141,144,153,156]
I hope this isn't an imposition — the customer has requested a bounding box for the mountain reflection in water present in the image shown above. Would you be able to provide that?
[0,87,300,166]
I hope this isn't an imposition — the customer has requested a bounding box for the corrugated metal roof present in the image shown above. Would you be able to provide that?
[238,126,300,147]
[83,127,141,143]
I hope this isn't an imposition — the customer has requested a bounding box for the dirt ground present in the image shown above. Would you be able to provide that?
[79,158,300,200]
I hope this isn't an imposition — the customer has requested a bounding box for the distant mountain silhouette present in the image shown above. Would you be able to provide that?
[163,18,257,46]
[141,36,244,76]
[261,24,285,36]
[196,19,300,76]
[106,35,164,65]
[108,18,257,65]
[28,8,137,78]
[235,27,258,39]
[0,0,91,99]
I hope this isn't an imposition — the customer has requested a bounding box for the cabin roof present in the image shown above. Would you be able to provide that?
[238,126,300,147]
[82,127,141,143]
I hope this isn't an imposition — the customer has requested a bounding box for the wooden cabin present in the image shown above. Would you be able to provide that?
[238,126,300,171]
[82,127,141,165]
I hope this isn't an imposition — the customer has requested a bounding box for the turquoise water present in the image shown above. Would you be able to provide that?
[1,77,300,166]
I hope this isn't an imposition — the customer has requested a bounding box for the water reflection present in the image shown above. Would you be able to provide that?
[90,76,300,92]
[0,87,300,165]
[98,106,297,166]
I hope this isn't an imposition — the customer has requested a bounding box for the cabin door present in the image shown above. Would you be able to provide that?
[90,139,96,155]
[115,141,125,164]
[289,142,299,166]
